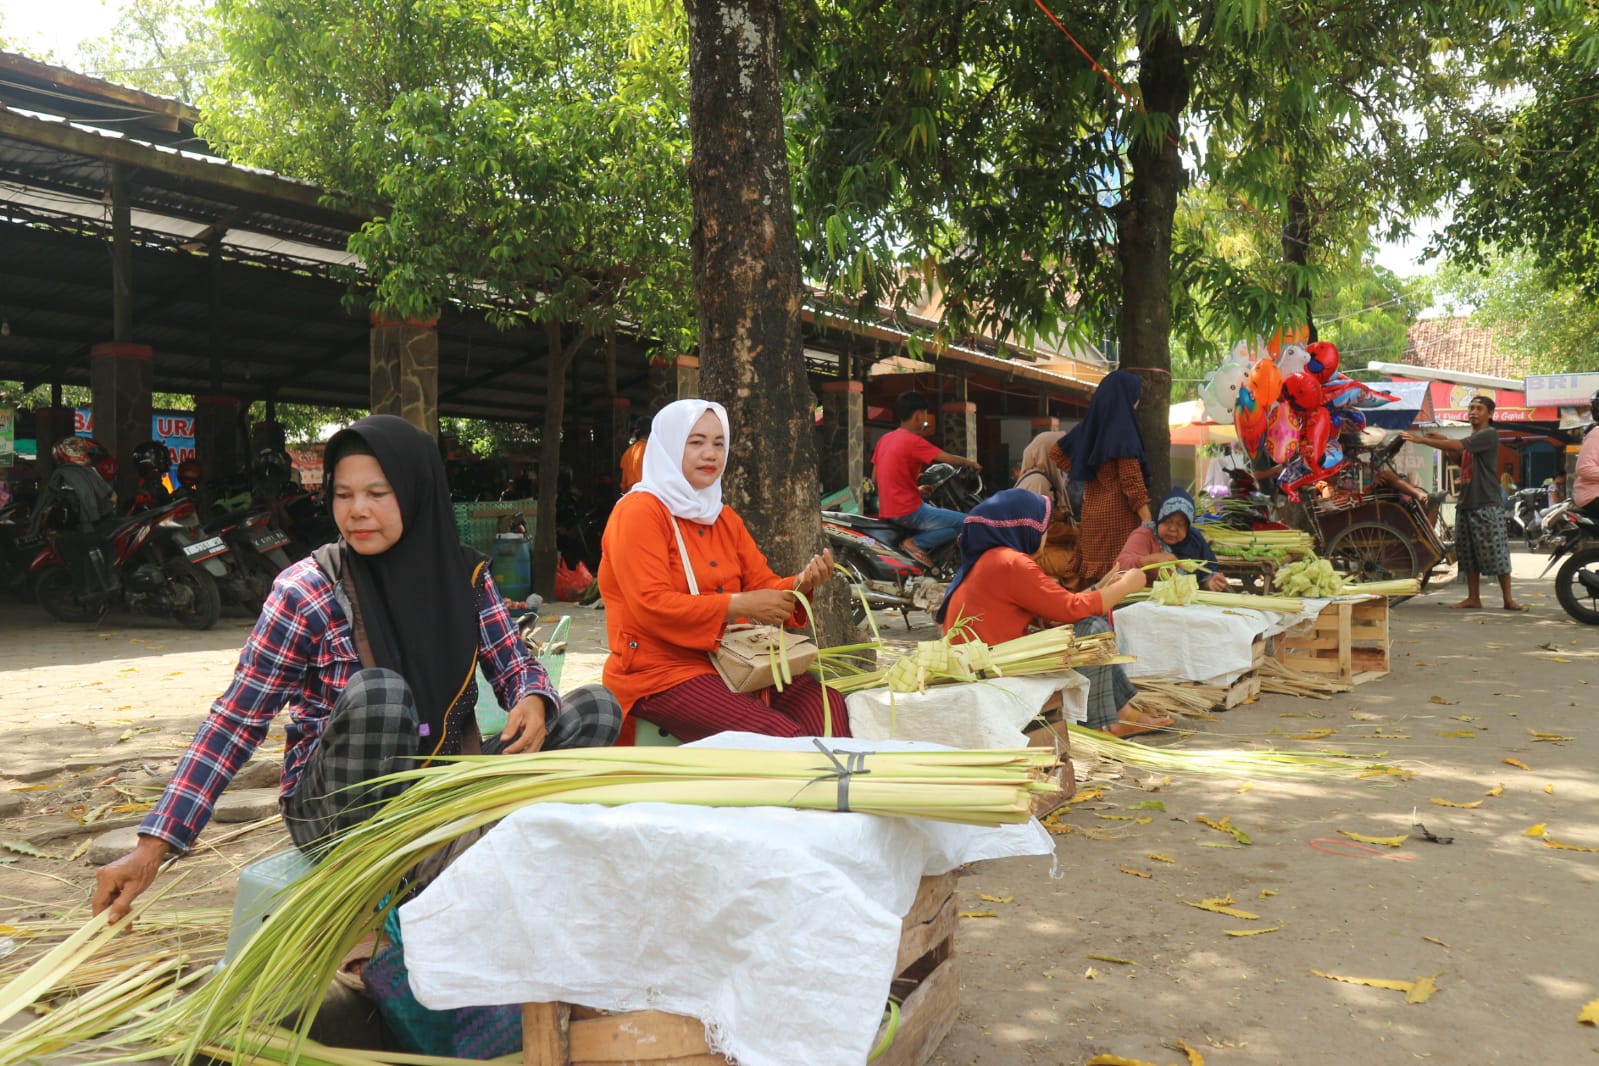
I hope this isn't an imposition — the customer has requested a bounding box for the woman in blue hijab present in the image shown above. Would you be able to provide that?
[937,490,1170,737]
[1116,488,1229,592]
[1052,370,1152,582]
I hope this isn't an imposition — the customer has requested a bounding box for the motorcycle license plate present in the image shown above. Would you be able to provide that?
[251,529,290,551]
[182,535,227,560]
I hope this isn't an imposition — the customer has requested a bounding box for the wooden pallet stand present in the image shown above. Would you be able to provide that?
[521,871,961,1066]
[1270,595,1389,684]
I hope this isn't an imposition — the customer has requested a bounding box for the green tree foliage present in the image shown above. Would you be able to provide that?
[203,0,697,594]
[1432,246,1599,374]
[1437,21,1599,298]
[74,0,221,102]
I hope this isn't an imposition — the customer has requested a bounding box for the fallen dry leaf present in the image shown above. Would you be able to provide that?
[1542,835,1599,853]
[1258,888,1278,899]
[1174,1038,1205,1065]
[1184,897,1259,920]
[1337,829,1407,848]
[1437,730,1477,739]
[1485,784,1504,797]
[1503,757,1532,770]
[1086,953,1136,965]
[1225,921,1287,937]
[1524,823,1548,837]
[1430,797,1484,809]
[1529,728,1574,742]
[1543,784,1555,795]
[974,893,1013,904]
[958,911,998,919]
[1423,936,1450,949]
[1311,970,1442,1004]
[1197,815,1253,845]
[1291,728,1338,740]
[1148,853,1176,864]
[1580,996,1599,1026]
[1428,695,1460,705]
[1118,866,1152,879]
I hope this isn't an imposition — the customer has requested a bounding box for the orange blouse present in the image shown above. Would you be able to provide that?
[598,491,801,713]
[939,548,1105,645]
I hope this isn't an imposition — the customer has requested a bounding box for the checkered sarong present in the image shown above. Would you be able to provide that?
[1073,616,1137,730]
[1455,507,1512,577]
[283,670,622,855]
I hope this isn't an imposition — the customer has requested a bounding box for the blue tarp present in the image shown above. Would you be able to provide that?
[1358,380,1429,430]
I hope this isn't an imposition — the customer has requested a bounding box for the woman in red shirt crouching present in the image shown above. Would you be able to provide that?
[936,489,1170,737]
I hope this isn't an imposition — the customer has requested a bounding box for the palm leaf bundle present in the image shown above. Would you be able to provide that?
[129,744,1059,1064]
[819,624,1130,695]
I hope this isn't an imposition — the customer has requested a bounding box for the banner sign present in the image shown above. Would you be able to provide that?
[1424,382,1561,423]
[1525,373,1599,409]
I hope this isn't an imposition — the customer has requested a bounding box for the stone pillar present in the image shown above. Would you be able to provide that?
[194,394,242,490]
[34,406,77,478]
[941,400,977,462]
[819,380,865,503]
[370,316,440,436]
[674,355,700,400]
[90,341,153,501]
[593,397,632,486]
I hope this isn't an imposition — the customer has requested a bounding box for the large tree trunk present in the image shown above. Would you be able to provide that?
[532,320,586,600]
[1115,19,1190,500]
[683,0,851,643]
[1283,184,1317,342]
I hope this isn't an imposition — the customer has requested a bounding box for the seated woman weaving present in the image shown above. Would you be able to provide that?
[936,489,1171,738]
[1115,488,1230,593]
[598,399,848,742]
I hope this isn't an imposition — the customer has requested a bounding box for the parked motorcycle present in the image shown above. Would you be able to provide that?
[1541,506,1599,624]
[0,499,44,600]
[30,493,224,629]
[823,465,985,625]
[1507,486,1548,550]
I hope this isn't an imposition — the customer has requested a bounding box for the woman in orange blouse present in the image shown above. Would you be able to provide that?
[937,489,1169,737]
[1053,370,1152,583]
[597,399,847,741]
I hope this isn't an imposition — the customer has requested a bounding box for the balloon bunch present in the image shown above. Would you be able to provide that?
[1199,338,1401,501]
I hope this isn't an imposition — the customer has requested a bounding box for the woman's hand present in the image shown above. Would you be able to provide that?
[1098,567,1146,610]
[501,694,549,754]
[1205,571,1230,592]
[793,549,835,597]
[729,589,796,625]
[92,835,171,922]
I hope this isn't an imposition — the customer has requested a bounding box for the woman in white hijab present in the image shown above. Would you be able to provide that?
[596,399,848,741]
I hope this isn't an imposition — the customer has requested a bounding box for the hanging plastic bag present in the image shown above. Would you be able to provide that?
[554,559,595,602]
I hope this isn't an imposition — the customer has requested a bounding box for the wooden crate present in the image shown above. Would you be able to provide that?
[1220,637,1267,708]
[1270,595,1389,684]
[1216,557,1279,596]
[521,872,961,1066]
[1024,713,1075,817]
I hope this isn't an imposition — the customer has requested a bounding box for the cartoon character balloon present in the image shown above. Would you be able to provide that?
[1200,363,1249,423]
[1275,344,1312,378]
[1304,341,1340,383]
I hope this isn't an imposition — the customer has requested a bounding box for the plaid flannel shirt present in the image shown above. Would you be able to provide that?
[141,555,554,853]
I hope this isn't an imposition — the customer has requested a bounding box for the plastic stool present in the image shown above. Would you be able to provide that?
[221,847,315,966]
[618,717,683,747]
[476,615,572,739]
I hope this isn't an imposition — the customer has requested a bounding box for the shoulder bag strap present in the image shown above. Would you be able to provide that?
[670,517,700,595]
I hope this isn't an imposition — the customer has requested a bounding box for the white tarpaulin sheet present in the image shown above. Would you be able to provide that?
[1114,600,1325,685]
[846,672,1089,748]
[399,734,1054,1066]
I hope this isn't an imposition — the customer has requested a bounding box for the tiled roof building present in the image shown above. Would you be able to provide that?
[1402,318,1528,380]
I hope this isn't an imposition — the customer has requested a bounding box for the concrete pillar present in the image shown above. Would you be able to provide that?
[593,397,631,487]
[941,400,977,462]
[673,355,700,400]
[90,341,153,502]
[819,380,865,503]
[194,394,242,491]
[370,316,440,436]
[34,406,76,478]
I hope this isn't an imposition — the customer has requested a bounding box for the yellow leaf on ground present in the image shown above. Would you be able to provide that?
[1184,898,1259,920]
[8,782,60,793]
[1524,823,1547,837]
[1259,888,1278,898]
[1543,835,1599,853]
[1406,974,1442,1004]
[1423,936,1450,948]
[1174,1038,1206,1066]
[1529,728,1574,742]
[1236,783,1253,793]
[1292,728,1337,740]
[958,911,998,919]
[1085,1056,1158,1066]
[1087,953,1136,965]
[1071,787,1106,802]
[1119,867,1152,879]
[1485,784,1504,797]
[1437,730,1477,738]
[1543,784,1555,795]
[1084,967,1098,980]
[1226,921,1288,937]
[1094,813,1136,821]
[1197,815,1253,845]
[1148,853,1176,863]
[974,894,1013,903]
[1547,655,1573,663]
[1428,695,1460,705]
[1503,757,1532,770]
[1430,797,1484,809]
[1579,996,1599,1026]
[1370,730,1410,738]
[1337,829,1407,847]
[1449,715,1479,722]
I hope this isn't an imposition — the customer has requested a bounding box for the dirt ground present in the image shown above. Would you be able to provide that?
[3,552,1597,1065]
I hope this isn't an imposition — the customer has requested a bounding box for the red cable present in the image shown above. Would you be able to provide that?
[1030,0,1181,150]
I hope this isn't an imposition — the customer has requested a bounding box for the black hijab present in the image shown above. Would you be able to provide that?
[323,415,483,746]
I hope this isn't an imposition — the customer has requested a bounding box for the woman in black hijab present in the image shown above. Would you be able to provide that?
[96,416,623,920]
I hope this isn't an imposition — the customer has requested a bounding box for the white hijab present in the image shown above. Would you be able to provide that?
[631,398,730,524]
